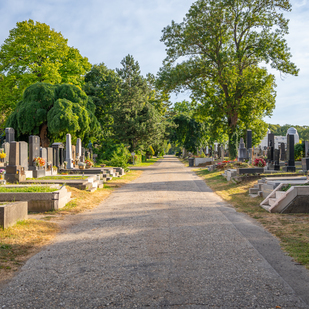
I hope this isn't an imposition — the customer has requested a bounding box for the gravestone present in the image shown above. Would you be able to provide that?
[246,130,252,149]
[305,141,309,158]
[40,147,47,168]
[47,147,53,166]
[274,149,280,170]
[238,138,247,162]
[81,147,85,162]
[76,138,82,161]
[29,135,40,170]
[220,145,224,161]
[52,143,64,169]
[3,142,10,164]
[5,142,25,183]
[283,134,295,172]
[72,145,76,166]
[267,132,275,162]
[65,134,73,169]
[280,143,286,161]
[5,127,15,143]
[19,141,28,171]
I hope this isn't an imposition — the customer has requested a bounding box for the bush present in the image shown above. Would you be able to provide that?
[295,143,304,161]
[199,152,206,158]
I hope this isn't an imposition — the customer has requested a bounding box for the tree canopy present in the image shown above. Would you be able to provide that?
[6,83,99,146]
[0,19,91,125]
[158,0,298,158]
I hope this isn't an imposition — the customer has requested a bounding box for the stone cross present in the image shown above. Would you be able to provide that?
[65,134,73,169]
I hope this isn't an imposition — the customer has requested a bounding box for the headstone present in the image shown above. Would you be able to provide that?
[81,147,85,162]
[76,138,82,160]
[248,148,253,164]
[72,145,76,164]
[65,134,73,169]
[19,141,28,171]
[3,142,10,163]
[9,142,19,166]
[47,147,53,166]
[274,149,280,170]
[280,143,286,161]
[40,147,47,168]
[284,134,296,172]
[268,133,275,148]
[29,135,40,170]
[267,132,275,163]
[52,143,64,169]
[238,138,247,162]
[206,146,209,155]
[220,145,224,161]
[305,141,309,158]
[246,130,252,149]
[5,127,15,143]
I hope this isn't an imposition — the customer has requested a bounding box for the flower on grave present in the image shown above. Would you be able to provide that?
[0,151,6,159]
[33,157,45,167]
[85,159,93,167]
[0,169,5,175]
[52,165,57,171]
[253,157,266,167]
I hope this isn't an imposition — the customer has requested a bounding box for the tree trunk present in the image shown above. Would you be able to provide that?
[39,123,50,148]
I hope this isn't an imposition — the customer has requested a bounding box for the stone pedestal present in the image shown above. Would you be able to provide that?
[66,134,73,169]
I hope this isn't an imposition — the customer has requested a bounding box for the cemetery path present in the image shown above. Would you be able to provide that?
[1,156,309,308]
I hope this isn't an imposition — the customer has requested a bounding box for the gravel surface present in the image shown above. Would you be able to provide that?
[1,156,308,308]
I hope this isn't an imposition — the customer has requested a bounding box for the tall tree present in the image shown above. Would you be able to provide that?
[6,83,99,147]
[111,55,165,152]
[0,19,91,122]
[158,0,298,158]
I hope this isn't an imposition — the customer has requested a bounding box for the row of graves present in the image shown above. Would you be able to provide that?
[201,129,309,214]
[0,128,126,229]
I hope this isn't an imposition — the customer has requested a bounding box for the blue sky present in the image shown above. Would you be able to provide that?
[0,0,308,126]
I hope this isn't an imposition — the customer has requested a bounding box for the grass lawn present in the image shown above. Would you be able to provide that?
[0,186,59,193]
[195,168,309,270]
[129,157,161,167]
[0,169,143,283]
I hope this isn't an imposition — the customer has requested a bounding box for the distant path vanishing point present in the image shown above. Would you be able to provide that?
[1,156,309,308]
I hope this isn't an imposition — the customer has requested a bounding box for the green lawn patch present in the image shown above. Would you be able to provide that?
[129,157,161,167]
[0,186,59,193]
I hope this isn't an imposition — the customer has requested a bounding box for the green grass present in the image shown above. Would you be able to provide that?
[195,168,309,269]
[0,186,59,193]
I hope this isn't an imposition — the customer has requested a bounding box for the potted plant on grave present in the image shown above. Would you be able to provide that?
[85,159,93,169]
[78,162,86,170]
[0,169,5,180]
[33,157,45,169]
[52,166,58,173]
[63,161,67,169]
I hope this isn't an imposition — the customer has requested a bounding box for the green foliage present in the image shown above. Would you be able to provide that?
[269,124,309,141]
[0,20,91,121]
[158,0,298,158]
[6,83,99,145]
[295,143,305,161]
[146,145,155,158]
[111,55,166,152]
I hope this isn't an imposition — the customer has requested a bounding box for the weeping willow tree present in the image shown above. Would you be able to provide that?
[6,82,99,146]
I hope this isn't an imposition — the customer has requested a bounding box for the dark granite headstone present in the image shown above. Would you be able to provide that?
[302,158,309,172]
[284,134,295,172]
[29,135,40,169]
[274,149,280,170]
[267,133,274,163]
[280,143,286,161]
[5,127,15,143]
[246,130,252,149]
[52,143,64,168]
[19,141,28,171]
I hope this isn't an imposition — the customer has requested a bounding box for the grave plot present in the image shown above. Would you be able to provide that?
[0,184,71,212]
[260,182,309,213]
[21,175,104,192]
[0,201,28,229]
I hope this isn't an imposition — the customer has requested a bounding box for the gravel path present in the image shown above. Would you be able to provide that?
[1,156,309,308]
